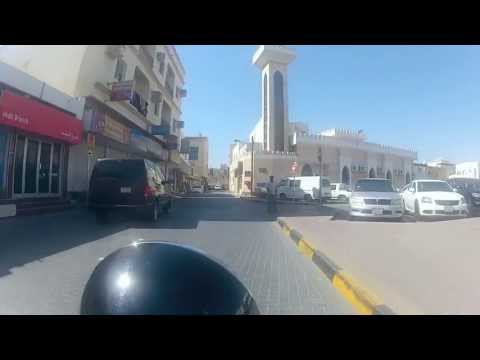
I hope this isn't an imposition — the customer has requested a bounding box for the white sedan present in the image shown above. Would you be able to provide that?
[401,180,468,219]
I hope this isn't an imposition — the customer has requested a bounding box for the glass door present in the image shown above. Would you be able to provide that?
[13,134,63,198]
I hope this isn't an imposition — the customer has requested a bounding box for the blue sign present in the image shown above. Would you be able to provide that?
[151,125,170,136]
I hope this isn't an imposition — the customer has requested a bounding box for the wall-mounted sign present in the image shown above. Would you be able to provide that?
[130,128,148,152]
[110,81,134,102]
[91,110,130,144]
[175,120,184,129]
[151,124,170,136]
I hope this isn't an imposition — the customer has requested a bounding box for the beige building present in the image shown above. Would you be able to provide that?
[229,46,417,194]
[0,45,192,197]
[208,165,229,188]
[182,136,208,179]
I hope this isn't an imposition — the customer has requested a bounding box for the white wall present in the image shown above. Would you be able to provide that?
[0,45,88,97]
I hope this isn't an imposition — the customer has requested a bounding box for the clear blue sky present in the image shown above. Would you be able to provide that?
[176,45,480,168]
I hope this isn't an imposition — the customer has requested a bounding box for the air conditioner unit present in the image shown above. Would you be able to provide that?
[156,52,165,62]
[150,90,162,104]
[106,45,125,59]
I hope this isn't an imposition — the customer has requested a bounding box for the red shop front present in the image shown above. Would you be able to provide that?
[0,89,82,201]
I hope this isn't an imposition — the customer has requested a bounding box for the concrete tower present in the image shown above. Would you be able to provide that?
[252,45,296,152]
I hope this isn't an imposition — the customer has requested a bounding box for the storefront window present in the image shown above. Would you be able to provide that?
[14,135,26,194]
[25,139,39,193]
[0,131,7,193]
[51,144,61,193]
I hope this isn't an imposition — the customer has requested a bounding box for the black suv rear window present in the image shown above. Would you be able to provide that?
[92,160,145,183]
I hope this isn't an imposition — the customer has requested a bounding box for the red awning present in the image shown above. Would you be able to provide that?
[0,89,82,144]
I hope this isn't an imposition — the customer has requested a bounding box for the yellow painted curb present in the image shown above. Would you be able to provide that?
[331,271,381,315]
[297,239,315,259]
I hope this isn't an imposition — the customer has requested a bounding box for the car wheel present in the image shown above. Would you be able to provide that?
[414,200,422,221]
[304,194,312,202]
[279,193,287,201]
[95,210,108,224]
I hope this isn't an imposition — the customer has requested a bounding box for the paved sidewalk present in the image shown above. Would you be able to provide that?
[278,207,480,314]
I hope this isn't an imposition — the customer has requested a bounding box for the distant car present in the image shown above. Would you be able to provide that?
[349,178,403,220]
[330,183,351,202]
[88,158,172,222]
[214,184,222,190]
[447,178,480,216]
[191,185,204,193]
[276,176,331,201]
[255,182,269,198]
[221,185,226,190]
[207,185,214,190]
[401,179,468,220]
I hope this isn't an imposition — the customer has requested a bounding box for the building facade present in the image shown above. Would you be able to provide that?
[454,161,480,179]
[208,164,229,188]
[183,136,209,179]
[0,61,84,217]
[229,46,417,194]
[0,45,192,199]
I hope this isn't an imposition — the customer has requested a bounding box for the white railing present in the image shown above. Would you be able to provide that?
[295,133,417,159]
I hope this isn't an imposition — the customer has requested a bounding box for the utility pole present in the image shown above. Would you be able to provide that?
[251,136,254,196]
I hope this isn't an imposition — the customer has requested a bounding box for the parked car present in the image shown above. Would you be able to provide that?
[276,176,331,201]
[401,179,468,220]
[255,182,269,198]
[207,185,214,190]
[89,158,172,222]
[191,185,204,193]
[330,183,352,202]
[349,178,403,220]
[214,184,222,190]
[447,177,480,216]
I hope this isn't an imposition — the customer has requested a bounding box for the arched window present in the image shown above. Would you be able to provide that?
[273,71,284,152]
[369,168,376,178]
[301,164,313,176]
[263,74,268,149]
[386,170,392,180]
[405,172,411,184]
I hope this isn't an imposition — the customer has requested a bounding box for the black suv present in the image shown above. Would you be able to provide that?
[89,158,172,222]
[447,177,480,215]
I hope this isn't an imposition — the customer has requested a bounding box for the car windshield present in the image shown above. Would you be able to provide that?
[417,181,453,192]
[91,160,144,182]
[354,180,395,192]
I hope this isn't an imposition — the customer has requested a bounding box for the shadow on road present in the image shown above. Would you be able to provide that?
[0,208,130,278]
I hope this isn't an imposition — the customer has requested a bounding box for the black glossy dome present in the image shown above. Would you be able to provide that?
[80,241,259,315]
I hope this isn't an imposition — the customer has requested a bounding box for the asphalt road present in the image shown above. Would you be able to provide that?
[0,192,354,315]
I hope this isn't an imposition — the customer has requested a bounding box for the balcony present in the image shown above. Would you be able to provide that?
[130,91,148,117]
[139,45,155,69]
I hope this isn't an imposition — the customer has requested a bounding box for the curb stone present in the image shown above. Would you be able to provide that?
[277,218,395,315]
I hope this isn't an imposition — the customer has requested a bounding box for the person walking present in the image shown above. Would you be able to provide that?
[267,176,277,214]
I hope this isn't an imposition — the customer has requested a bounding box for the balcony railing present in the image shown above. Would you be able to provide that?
[130,91,149,117]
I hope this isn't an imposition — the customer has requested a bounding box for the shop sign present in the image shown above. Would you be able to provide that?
[0,89,82,144]
[110,81,134,102]
[151,124,170,136]
[130,128,148,152]
[91,110,130,145]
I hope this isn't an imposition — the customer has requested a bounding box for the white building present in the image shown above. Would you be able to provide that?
[0,45,192,198]
[229,45,417,194]
[454,161,480,179]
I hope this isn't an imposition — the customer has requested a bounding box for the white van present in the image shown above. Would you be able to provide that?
[276,176,332,201]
